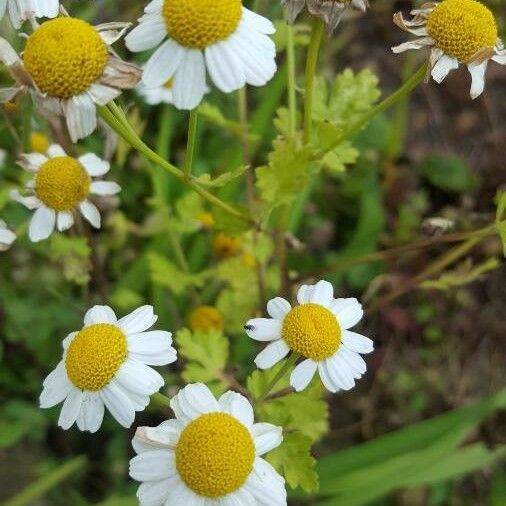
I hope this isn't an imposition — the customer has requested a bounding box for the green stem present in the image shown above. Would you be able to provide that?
[303,18,324,144]
[256,353,299,404]
[4,456,87,506]
[98,104,251,224]
[286,23,297,138]
[151,391,171,408]
[184,108,199,180]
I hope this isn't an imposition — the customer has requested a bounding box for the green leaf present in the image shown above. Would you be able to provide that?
[48,235,91,285]
[147,252,210,295]
[494,190,506,256]
[417,154,475,192]
[175,328,229,393]
[267,433,319,494]
[194,165,248,188]
[198,102,257,140]
[256,138,316,213]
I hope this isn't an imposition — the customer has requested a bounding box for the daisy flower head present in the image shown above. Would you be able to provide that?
[11,144,121,242]
[245,280,374,393]
[40,305,177,432]
[125,0,277,110]
[0,16,141,141]
[0,0,59,29]
[283,0,369,35]
[130,383,286,505]
[392,0,506,99]
[0,220,16,251]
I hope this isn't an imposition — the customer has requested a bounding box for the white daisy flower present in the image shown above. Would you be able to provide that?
[245,280,374,393]
[0,16,141,141]
[40,305,177,432]
[125,0,277,110]
[0,0,59,29]
[392,0,506,99]
[130,383,286,505]
[11,144,121,242]
[0,219,16,251]
[283,0,369,34]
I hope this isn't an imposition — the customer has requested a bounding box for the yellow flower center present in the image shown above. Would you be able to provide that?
[35,156,91,211]
[23,17,108,98]
[282,303,341,361]
[30,132,50,154]
[212,232,242,259]
[65,323,128,391]
[426,0,497,63]
[175,412,255,498]
[162,0,242,49]
[188,305,224,333]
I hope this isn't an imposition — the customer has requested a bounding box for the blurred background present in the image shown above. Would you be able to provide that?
[0,0,505,504]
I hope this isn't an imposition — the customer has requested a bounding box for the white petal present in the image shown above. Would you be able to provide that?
[100,380,136,427]
[133,419,182,453]
[10,190,41,210]
[115,358,164,396]
[170,383,219,424]
[84,305,117,326]
[125,12,167,52]
[142,38,184,87]
[87,83,121,106]
[218,391,254,427]
[63,94,97,143]
[56,211,74,232]
[78,153,110,176]
[266,297,291,319]
[325,353,355,391]
[338,347,367,378]
[468,61,488,99]
[308,280,334,307]
[75,392,105,433]
[18,153,47,172]
[342,330,374,354]
[242,7,275,34]
[137,478,172,506]
[205,40,245,93]
[251,423,283,455]
[40,361,72,408]
[90,181,121,196]
[0,227,16,247]
[128,330,176,366]
[244,318,281,342]
[254,340,290,369]
[47,144,66,158]
[62,331,77,350]
[290,359,317,392]
[296,284,312,304]
[162,476,200,505]
[129,449,175,481]
[58,386,84,430]
[317,361,339,393]
[79,200,101,228]
[330,298,364,329]
[118,305,157,334]
[245,457,287,506]
[171,48,207,110]
[29,206,56,242]
[431,54,458,83]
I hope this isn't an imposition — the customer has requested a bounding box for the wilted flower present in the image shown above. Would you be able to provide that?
[283,0,369,34]
[11,144,121,242]
[392,0,506,99]
[0,16,141,141]
[245,280,374,393]
[40,305,177,432]
[126,0,277,110]
[0,0,59,28]
[130,383,286,505]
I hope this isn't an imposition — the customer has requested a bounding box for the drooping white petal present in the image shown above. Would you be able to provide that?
[75,392,105,433]
[84,305,117,326]
[218,391,254,427]
[64,93,97,143]
[40,361,72,408]
[79,200,101,229]
[266,297,291,319]
[251,423,283,455]
[29,205,56,242]
[468,61,488,99]
[254,339,290,369]
[171,48,207,110]
[244,318,281,342]
[431,54,459,83]
[118,305,157,334]
[290,358,317,392]
[58,386,84,430]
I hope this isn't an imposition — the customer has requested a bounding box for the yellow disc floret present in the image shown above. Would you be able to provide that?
[65,323,128,391]
[162,0,242,49]
[426,0,497,63]
[188,305,224,333]
[175,412,255,498]
[35,156,91,211]
[23,17,108,98]
[282,303,341,360]
[30,132,50,154]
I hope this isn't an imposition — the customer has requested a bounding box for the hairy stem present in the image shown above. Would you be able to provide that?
[256,353,299,404]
